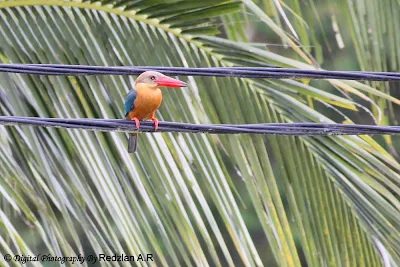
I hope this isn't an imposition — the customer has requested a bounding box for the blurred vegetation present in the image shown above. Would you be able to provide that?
[0,0,399,266]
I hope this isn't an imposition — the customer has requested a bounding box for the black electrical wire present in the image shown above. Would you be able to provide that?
[2,64,400,81]
[2,65,400,136]
[1,116,400,136]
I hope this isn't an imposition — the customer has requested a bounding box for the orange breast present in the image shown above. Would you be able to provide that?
[126,84,162,120]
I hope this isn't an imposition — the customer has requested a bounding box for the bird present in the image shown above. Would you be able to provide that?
[124,71,187,153]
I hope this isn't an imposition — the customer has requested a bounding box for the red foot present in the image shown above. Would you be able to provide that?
[151,117,159,131]
[131,117,140,130]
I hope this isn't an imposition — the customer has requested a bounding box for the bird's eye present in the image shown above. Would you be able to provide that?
[150,76,156,80]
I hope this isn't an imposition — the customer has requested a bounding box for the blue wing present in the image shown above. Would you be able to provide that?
[124,90,138,116]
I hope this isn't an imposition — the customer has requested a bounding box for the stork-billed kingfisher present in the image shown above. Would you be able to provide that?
[124,71,187,153]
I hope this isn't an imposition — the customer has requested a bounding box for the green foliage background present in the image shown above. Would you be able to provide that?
[0,0,399,266]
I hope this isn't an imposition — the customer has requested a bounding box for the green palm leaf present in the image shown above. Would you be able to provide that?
[0,1,399,266]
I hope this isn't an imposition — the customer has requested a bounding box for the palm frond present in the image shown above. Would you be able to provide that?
[0,1,398,266]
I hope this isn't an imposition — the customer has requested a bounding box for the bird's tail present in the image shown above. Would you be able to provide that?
[128,133,138,153]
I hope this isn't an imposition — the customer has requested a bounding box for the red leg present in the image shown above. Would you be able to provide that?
[131,117,140,130]
[151,117,159,131]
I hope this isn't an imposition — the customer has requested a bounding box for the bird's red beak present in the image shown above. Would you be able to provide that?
[156,76,187,88]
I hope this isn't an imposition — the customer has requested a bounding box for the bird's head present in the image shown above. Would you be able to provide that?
[135,71,187,89]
